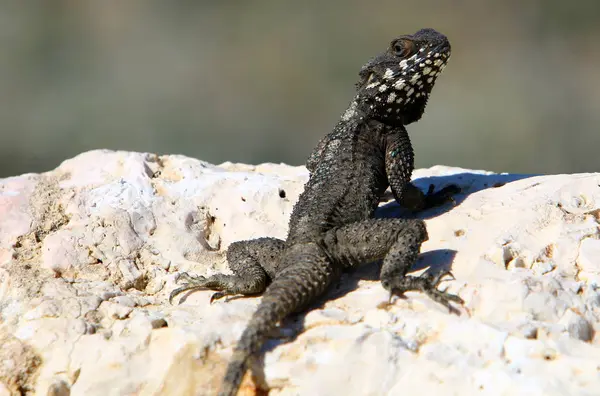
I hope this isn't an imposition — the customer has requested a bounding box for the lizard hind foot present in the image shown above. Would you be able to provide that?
[386,269,464,315]
[418,269,464,313]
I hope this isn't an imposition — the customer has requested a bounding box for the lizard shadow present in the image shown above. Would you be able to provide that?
[378,171,537,219]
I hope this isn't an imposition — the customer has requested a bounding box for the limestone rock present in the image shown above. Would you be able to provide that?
[0,150,599,395]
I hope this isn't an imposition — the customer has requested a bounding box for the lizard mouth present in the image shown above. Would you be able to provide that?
[402,45,450,77]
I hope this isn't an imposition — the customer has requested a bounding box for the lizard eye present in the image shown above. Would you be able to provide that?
[392,39,415,57]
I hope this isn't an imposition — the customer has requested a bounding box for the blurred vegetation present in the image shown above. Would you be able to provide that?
[1,1,599,177]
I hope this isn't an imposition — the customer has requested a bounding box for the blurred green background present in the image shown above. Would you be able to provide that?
[1,1,599,177]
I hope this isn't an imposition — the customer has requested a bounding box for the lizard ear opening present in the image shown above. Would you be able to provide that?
[356,54,381,89]
[356,69,373,90]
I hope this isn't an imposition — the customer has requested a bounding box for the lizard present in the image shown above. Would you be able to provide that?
[169,28,462,396]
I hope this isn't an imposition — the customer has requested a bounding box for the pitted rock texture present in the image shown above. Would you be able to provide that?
[0,150,599,395]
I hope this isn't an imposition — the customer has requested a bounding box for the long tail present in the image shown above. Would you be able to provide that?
[218,246,337,396]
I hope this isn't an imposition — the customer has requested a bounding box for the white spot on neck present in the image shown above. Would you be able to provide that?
[393,79,405,90]
[341,101,359,121]
[366,81,380,89]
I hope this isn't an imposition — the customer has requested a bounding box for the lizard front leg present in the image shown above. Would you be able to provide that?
[323,218,463,313]
[385,127,460,212]
[169,237,285,303]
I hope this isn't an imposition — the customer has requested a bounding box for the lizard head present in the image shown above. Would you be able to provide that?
[355,28,450,126]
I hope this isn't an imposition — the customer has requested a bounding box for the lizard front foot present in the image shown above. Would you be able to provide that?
[383,270,464,314]
[398,183,461,212]
[422,184,461,209]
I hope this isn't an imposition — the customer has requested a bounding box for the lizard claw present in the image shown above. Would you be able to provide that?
[169,286,190,305]
[174,272,206,284]
[388,290,410,305]
[169,272,209,304]
[210,292,226,304]
[422,269,464,313]
[388,291,398,304]
[424,269,455,285]
[423,184,461,209]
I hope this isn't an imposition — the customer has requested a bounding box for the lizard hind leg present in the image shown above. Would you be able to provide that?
[169,237,285,304]
[323,218,463,313]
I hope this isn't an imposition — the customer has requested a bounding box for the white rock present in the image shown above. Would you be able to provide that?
[0,150,599,395]
[578,237,600,286]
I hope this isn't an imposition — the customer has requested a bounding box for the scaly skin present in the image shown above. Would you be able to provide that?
[170,28,462,396]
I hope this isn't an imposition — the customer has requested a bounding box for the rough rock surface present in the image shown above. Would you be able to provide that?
[0,150,599,395]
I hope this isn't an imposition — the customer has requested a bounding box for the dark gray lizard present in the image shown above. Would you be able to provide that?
[170,28,462,396]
